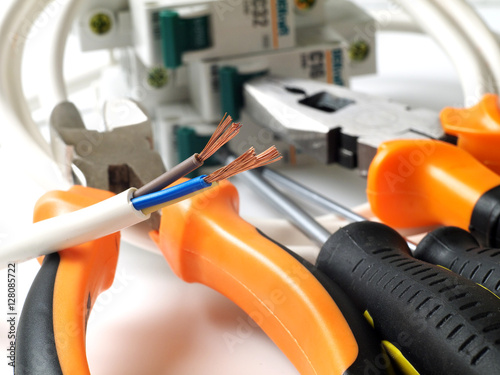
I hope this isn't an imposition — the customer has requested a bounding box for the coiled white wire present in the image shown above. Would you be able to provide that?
[0,0,66,191]
[47,0,85,106]
[432,0,500,93]
[393,0,496,105]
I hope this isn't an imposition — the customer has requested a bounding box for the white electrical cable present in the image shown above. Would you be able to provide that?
[393,0,495,105]
[371,9,500,41]
[0,0,52,155]
[45,0,88,189]
[431,0,500,93]
[0,0,67,191]
[0,188,149,268]
[370,10,423,33]
[47,0,85,106]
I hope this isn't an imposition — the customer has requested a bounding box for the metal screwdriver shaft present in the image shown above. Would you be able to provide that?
[228,156,330,246]
[262,168,366,223]
[261,167,417,251]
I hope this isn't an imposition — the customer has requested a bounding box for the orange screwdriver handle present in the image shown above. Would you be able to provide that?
[441,94,500,174]
[15,186,120,375]
[367,139,500,231]
[152,180,360,375]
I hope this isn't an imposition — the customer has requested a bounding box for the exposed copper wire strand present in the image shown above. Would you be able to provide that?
[200,122,242,161]
[254,146,282,168]
[204,146,282,184]
[204,148,256,183]
[198,114,241,162]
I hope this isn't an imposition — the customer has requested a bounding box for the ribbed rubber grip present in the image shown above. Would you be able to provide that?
[416,226,500,298]
[316,221,500,375]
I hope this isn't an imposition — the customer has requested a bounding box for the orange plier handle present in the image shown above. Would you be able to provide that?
[153,180,390,375]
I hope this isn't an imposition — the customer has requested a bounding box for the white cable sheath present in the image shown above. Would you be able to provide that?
[370,10,423,33]
[47,0,85,105]
[0,0,67,191]
[0,188,149,268]
[393,0,495,105]
[374,11,500,42]
[0,0,53,155]
[433,0,500,93]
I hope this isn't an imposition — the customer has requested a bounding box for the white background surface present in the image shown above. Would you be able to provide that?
[0,1,499,374]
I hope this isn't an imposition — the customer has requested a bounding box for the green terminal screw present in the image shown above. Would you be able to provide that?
[147,66,169,88]
[348,40,370,62]
[89,13,112,35]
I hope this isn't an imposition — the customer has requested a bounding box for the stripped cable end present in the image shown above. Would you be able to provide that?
[198,114,242,162]
[132,146,282,214]
[134,114,241,197]
[204,146,282,184]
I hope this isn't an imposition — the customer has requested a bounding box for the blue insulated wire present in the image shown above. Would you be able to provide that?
[131,175,212,210]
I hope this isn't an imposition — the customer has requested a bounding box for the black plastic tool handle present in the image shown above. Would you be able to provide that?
[416,226,500,298]
[316,221,500,375]
[15,254,64,374]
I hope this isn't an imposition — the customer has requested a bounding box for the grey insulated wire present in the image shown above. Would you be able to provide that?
[133,154,203,197]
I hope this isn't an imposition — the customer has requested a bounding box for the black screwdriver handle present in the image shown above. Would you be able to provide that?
[416,226,500,298]
[316,221,500,375]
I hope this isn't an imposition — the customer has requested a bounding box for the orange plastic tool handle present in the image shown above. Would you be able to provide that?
[441,94,500,174]
[16,186,119,375]
[152,180,359,375]
[367,139,500,229]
